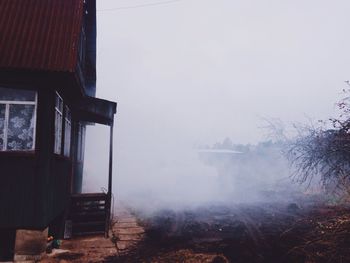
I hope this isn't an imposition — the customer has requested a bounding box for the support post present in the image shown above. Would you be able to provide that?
[105,121,114,238]
[108,122,114,196]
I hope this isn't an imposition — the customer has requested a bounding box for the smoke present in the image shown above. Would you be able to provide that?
[83,124,308,213]
[82,0,350,213]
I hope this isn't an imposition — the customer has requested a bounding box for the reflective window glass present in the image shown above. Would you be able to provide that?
[54,92,63,154]
[0,88,37,151]
[7,105,35,150]
[0,105,5,149]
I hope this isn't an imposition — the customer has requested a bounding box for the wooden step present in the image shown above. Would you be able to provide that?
[73,230,106,236]
[72,221,106,235]
[71,204,106,211]
[71,193,107,202]
[72,222,105,228]
[70,212,106,222]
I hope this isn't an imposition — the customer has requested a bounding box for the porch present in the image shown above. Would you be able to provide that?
[68,96,117,238]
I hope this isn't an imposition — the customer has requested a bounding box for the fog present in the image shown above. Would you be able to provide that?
[83,0,350,211]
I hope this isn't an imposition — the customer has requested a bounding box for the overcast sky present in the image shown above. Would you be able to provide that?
[85,0,350,201]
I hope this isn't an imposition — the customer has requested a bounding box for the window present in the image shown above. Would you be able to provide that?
[0,87,37,151]
[64,106,71,157]
[54,92,72,157]
[54,92,63,154]
[77,123,86,162]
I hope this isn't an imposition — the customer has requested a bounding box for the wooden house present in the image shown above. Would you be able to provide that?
[0,0,116,260]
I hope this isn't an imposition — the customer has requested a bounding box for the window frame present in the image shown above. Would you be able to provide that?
[0,90,37,152]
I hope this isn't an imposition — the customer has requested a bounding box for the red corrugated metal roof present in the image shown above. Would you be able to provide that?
[0,0,84,72]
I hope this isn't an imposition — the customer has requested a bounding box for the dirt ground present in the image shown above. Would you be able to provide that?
[41,235,117,263]
[109,202,350,263]
[42,201,350,263]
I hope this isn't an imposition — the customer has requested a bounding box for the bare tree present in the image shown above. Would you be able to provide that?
[286,88,350,196]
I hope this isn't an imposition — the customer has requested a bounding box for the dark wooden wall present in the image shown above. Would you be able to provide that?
[0,74,76,229]
[0,154,39,228]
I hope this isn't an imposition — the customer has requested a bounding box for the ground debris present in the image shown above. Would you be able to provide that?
[114,203,350,263]
[283,206,350,263]
[41,203,350,262]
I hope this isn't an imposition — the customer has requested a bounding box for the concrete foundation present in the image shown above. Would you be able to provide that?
[13,228,48,262]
